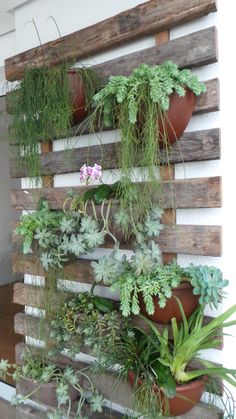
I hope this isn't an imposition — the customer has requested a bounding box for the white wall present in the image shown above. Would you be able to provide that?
[1,0,236,408]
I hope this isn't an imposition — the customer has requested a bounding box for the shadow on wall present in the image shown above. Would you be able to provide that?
[0,95,20,285]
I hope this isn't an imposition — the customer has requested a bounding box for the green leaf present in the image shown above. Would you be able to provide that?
[36,197,49,211]
[94,184,112,203]
[152,361,176,398]
[83,188,97,203]
[93,296,115,313]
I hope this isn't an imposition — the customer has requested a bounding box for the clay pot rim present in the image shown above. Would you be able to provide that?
[175,375,207,392]
[129,370,207,392]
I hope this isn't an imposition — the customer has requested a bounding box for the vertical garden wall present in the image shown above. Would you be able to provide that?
[3,0,229,417]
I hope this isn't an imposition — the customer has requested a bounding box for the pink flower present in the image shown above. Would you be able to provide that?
[79,164,102,183]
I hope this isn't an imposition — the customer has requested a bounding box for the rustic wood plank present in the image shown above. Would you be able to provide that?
[93,27,218,82]
[13,282,43,307]
[6,29,218,119]
[7,78,220,145]
[5,0,217,81]
[16,400,123,419]
[195,78,219,114]
[12,222,222,256]
[11,176,222,211]
[157,224,221,256]
[13,253,94,282]
[10,128,220,178]
[14,311,219,346]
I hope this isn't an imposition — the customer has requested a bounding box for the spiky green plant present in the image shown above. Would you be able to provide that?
[101,303,236,418]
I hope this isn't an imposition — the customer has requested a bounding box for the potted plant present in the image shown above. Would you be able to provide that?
[0,348,104,418]
[91,61,206,225]
[91,200,228,323]
[102,303,236,418]
[136,261,228,324]
[8,64,98,180]
[49,289,126,360]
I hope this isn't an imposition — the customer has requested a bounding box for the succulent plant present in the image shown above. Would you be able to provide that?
[185,264,229,309]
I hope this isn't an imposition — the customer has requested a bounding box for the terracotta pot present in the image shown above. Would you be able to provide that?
[67,69,87,124]
[18,377,79,407]
[138,281,199,324]
[158,88,196,146]
[128,371,206,416]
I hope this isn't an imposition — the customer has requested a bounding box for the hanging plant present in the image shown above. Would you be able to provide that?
[49,290,126,360]
[0,348,105,417]
[8,64,98,180]
[91,61,206,226]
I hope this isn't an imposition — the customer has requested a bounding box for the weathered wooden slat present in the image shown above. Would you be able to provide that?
[93,27,218,82]
[11,176,222,211]
[13,222,222,256]
[13,253,94,282]
[6,28,218,120]
[14,283,44,307]
[14,312,221,350]
[16,399,123,419]
[15,342,223,417]
[7,78,220,145]
[10,128,220,178]
[5,0,217,81]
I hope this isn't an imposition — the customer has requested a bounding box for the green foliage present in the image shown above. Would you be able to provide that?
[185,264,229,309]
[8,65,97,180]
[49,292,126,359]
[103,304,236,418]
[15,200,105,270]
[0,348,104,417]
[91,61,206,228]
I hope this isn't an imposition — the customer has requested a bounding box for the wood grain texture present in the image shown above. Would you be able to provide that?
[13,253,94,282]
[5,0,217,81]
[10,128,220,178]
[11,176,222,211]
[16,400,123,419]
[13,222,222,256]
[93,27,218,82]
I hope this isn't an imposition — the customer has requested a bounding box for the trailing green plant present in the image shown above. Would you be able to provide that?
[100,303,236,418]
[0,347,104,418]
[8,64,98,180]
[91,61,206,227]
[49,289,127,359]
